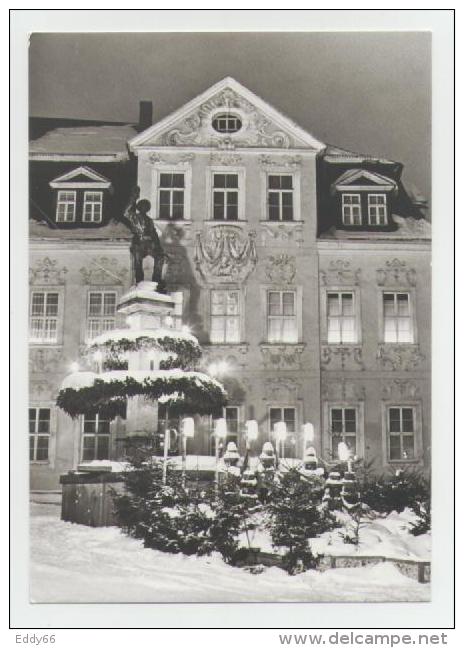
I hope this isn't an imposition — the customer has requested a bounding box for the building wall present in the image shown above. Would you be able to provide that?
[29,241,133,490]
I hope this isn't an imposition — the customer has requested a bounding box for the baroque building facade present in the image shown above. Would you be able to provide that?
[29,78,431,491]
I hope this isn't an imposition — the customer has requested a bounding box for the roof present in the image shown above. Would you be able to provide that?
[29,125,137,160]
[318,215,431,242]
[324,144,399,166]
[29,219,133,241]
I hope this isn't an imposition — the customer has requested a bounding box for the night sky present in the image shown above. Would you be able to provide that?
[29,32,431,199]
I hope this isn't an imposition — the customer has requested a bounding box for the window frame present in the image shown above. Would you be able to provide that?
[29,290,62,345]
[212,113,242,134]
[158,172,186,221]
[29,406,52,463]
[85,290,117,342]
[381,290,416,344]
[81,413,112,462]
[151,164,192,221]
[341,193,362,226]
[260,167,302,222]
[267,173,295,222]
[56,190,77,223]
[209,288,242,344]
[381,402,423,464]
[82,190,103,223]
[268,405,299,459]
[266,289,298,344]
[368,193,388,225]
[323,401,365,462]
[325,290,359,345]
[206,166,246,221]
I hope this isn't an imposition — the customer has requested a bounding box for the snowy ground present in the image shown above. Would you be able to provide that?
[30,501,430,603]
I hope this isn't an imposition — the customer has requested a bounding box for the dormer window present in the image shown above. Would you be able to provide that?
[333,169,397,228]
[83,191,103,223]
[56,191,76,222]
[50,166,111,225]
[342,194,361,225]
[368,193,387,225]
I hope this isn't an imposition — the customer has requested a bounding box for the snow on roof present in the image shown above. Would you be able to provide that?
[324,144,399,166]
[319,215,431,242]
[29,124,137,159]
[29,219,133,241]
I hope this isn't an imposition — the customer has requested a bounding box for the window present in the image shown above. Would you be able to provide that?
[388,407,415,461]
[270,407,297,458]
[29,292,59,343]
[267,291,297,343]
[330,407,357,458]
[159,173,185,220]
[212,113,242,134]
[368,194,387,225]
[83,191,103,223]
[327,292,357,343]
[213,174,238,220]
[86,292,116,340]
[82,414,110,461]
[29,407,50,461]
[268,175,293,221]
[383,292,414,343]
[342,194,361,225]
[56,191,76,222]
[210,290,240,343]
[225,406,240,444]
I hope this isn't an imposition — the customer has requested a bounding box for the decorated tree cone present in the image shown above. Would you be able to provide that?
[323,471,343,510]
[341,470,360,509]
[258,441,277,471]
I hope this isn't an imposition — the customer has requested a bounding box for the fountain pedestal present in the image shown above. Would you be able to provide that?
[116,279,175,438]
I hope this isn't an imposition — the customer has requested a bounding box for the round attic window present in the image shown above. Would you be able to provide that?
[212,113,242,134]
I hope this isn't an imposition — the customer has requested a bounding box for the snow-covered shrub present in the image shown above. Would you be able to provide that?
[267,468,336,574]
[409,498,431,536]
[354,464,430,517]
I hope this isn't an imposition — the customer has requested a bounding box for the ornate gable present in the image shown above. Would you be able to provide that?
[130,77,324,151]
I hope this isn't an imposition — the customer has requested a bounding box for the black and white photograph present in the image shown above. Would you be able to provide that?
[9,9,455,631]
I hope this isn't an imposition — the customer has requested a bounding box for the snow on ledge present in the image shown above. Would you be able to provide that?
[89,327,200,347]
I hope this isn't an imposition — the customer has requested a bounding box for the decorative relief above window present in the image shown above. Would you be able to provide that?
[320,345,365,371]
[264,254,296,285]
[381,380,420,400]
[319,260,361,286]
[264,377,301,401]
[376,259,417,287]
[260,343,306,370]
[29,348,63,373]
[80,257,128,285]
[194,225,257,283]
[29,258,67,285]
[148,153,194,166]
[321,379,366,401]
[377,344,425,371]
[259,154,302,168]
[260,222,304,247]
[209,153,243,166]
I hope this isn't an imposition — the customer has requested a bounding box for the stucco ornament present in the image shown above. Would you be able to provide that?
[376,259,417,287]
[381,379,420,399]
[322,380,366,401]
[258,154,302,167]
[148,152,194,166]
[377,344,425,371]
[320,260,361,286]
[264,377,301,401]
[260,222,304,247]
[29,257,67,285]
[194,225,257,283]
[260,343,305,370]
[29,348,63,373]
[80,257,128,286]
[320,346,365,371]
[264,253,296,284]
[162,88,293,149]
